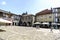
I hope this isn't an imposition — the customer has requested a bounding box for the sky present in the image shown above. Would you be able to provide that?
[0,0,60,15]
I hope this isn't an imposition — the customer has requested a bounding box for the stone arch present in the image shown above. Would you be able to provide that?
[23,22,27,26]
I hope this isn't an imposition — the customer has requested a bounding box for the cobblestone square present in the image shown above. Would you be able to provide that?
[0,26,60,40]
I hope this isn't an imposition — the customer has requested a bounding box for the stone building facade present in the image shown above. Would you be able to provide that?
[0,9,21,26]
[20,14,35,26]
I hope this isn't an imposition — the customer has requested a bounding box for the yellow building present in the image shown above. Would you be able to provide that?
[35,8,60,23]
[35,9,54,23]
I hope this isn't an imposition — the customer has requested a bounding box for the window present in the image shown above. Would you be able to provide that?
[49,16,51,18]
[52,8,58,13]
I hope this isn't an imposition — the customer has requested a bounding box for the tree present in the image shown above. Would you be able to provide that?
[22,11,28,15]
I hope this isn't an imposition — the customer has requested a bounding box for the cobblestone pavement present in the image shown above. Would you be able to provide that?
[0,26,60,40]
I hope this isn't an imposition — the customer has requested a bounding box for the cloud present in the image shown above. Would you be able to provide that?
[50,0,60,8]
[1,1,7,5]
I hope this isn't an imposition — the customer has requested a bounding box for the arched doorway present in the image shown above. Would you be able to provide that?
[23,22,27,26]
[28,22,31,26]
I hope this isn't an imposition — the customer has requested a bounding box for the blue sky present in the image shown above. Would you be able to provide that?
[0,0,60,15]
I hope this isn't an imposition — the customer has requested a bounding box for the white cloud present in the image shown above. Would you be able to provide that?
[48,0,60,8]
[1,1,6,5]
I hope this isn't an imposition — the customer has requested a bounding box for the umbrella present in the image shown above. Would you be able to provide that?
[33,22,41,24]
[52,23,57,25]
[57,23,60,25]
[42,22,49,25]
[0,18,12,23]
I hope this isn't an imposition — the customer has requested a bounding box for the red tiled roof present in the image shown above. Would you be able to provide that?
[36,9,51,16]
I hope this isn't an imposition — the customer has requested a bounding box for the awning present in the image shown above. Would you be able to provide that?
[0,18,12,23]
